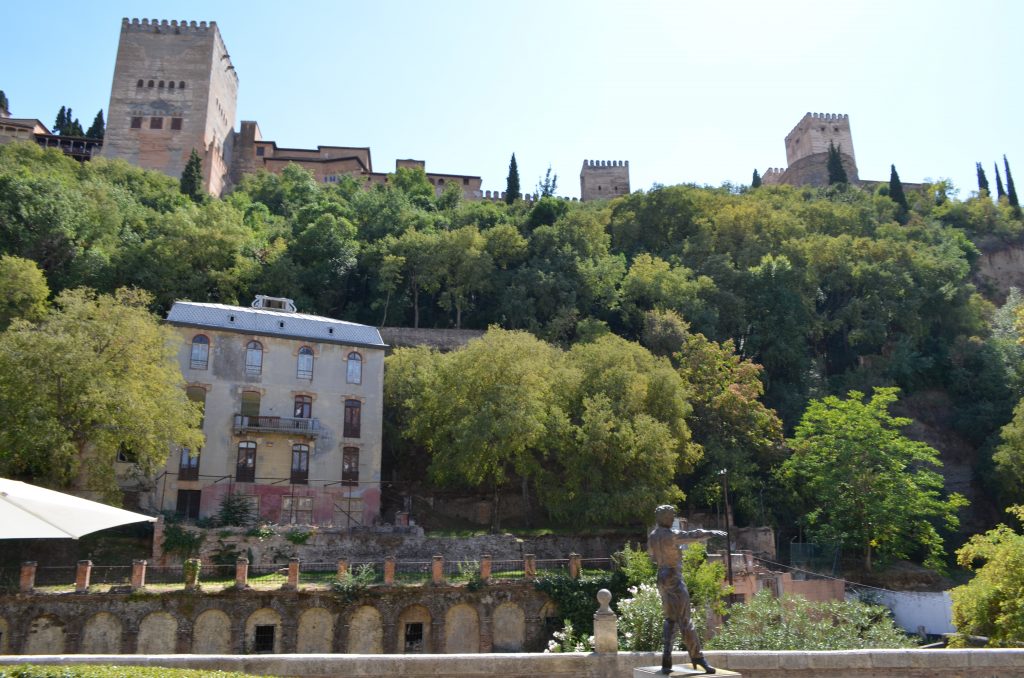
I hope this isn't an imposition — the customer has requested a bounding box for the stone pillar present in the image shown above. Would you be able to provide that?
[480,555,492,583]
[184,558,201,591]
[235,557,249,589]
[524,554,537,581]
[431,555,444,585]
[281,557,300,590]
[152,516,166,564]
[75,560,93,593]
[19,561,37,593]
[568,552,582,579]
[336,558,349,579]
[130,559,147,590]
[593,589,618,654]
[384,556,396,585]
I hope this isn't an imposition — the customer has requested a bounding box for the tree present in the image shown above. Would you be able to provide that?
[179,149,205,203]
[505,153,520,204]
[995,163,1007,199]
[0,288,204,502]
[0,90,8,115]
[779,388,967,570]
[950,505,1024,647]
[53,106,83,136]
[751,169,762,188]
[85,110,105,140]
[1005,155,1020,211]
[827,141,848,185]
[977,162,990,195]
[53,106,67,134]
[0,255,50,329]
[537,164,558,197]
[888,164,908,223]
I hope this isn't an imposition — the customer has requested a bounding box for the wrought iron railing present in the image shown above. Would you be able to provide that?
[233,414,320,437]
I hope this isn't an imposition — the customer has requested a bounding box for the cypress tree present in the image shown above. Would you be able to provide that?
[67,117,84,137]
[995,163,1007,200]
[751,169,762,188]
[180,149,206,203]
[0,90,8,115]
[977,162,990,196]
[85,110,105,140]
[827,141,848,185]
[1005,155,1019,209]
[53,106,67,134]
[889,164,908,223]
[505,153,520,205]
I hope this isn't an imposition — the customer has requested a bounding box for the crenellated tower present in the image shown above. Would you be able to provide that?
[102,18,238,196]
[763,112,859,188]
[580,159,630,202]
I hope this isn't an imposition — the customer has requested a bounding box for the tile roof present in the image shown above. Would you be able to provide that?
[166,301,386,348]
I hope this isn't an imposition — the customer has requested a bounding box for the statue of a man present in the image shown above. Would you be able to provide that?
[648,504,726,675]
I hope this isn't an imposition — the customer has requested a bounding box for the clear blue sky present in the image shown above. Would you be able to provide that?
[3,1,1021,199]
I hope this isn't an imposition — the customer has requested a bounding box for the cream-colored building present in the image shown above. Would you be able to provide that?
[153,295,386,526]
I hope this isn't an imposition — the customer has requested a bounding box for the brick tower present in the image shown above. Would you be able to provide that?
[102,18,238,196]
[762,112,859,188]
[580,160,630,201]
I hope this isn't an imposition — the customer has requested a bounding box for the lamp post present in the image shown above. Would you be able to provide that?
[719,468,733,587]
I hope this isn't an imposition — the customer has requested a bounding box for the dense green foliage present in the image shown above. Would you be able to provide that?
[707,589,914,650]
[85,110,105,141]
[780,388,967,570]
[950,505,1024,646]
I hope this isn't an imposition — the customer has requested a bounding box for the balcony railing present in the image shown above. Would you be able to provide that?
[233,414,321,438]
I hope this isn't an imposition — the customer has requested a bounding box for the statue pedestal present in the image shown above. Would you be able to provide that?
[634,666,742,677]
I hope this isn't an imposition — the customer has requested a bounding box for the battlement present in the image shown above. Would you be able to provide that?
[582,159,629,168]
[123,18,217,33]
[785,111,856,168]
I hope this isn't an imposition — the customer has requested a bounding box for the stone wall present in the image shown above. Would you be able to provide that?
[0,583,552,655]
[580,160,630,202]
[378,327,485,352]
[3,650,1023,678]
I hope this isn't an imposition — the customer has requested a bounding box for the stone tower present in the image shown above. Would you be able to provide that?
[763,112,858,188]
[102,18,238,196]
[580,160,630,201]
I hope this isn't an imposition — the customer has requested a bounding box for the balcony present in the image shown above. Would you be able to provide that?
[233,414,321,438]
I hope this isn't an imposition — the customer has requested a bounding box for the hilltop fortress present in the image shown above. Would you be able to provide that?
[0,18,889,198]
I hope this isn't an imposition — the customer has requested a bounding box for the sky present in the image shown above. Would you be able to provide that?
[2,1,1022,199]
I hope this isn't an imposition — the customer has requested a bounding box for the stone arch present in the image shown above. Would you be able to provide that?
[81,611,123,654]
[137,611,178,654]
[296,607,334,653]
[397,604,432,654]
[0,616,9,654]
[444,604,479,654]
[192,609,231,654]
[24,614,65,654]
[245,607,282,654]
[492,602,525,652]
[347,605,382,653]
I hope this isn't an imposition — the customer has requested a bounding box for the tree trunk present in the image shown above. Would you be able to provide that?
[491,482,501,533]
[522,475,531,528]
[380,291,391,326]
[412,285,419,329]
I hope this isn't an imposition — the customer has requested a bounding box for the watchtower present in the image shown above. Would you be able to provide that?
[102,18,239,196]
[785,112,856,167]
[580,160,630,202]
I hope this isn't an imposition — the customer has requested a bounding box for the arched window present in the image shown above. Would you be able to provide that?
[236,441,256,482]
[158,80,165,88]
[294,395,312,419]
[297,346,314,380]
[245,341,263,376]
[148,80,154,88]
[344,399,361,438]
[168,81,175,89]
[346,352,362,384]
[290,444,309,484]
[179,81,186,89]
[190,335,209,370]
[136,79,144,88]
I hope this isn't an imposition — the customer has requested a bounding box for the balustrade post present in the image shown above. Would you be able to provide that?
[19,561,37,593]
[184,558,201,591]
[75,560,93,593]
[432,555,444,585]
[235,557,249,589]
[384,556,396,585]
[593,589,618,654]
[336,558,349,579]
[569,552,582,579]
[479,555,491,583]
[524,554,537,581]
[130,559,147,590]
[284,557,300,590]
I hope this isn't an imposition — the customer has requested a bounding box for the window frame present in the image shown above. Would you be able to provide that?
[149,116,163,130]
[297,346,314,380]
[342,446,359,487]
[343,399,361,438]
[346,352,362,384]
[290,444,309,485]
[236,441,256,482]
[293,394,312,419]
[245,340,263,376]
[178,446,200,481]
[190,334,210,370]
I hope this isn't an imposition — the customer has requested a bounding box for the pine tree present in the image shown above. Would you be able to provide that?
[505,153,520,205]
[0,90,9,115]
[180,149,206,203]
[977,162,990,196]
[67,117,84,137]
[996,163,1007,200]
[889,164,908,223]
[53,106,67,134]
[85,110,105,140]
[751,169,762,188]
[536,164,558,197]
[1005,155,1019,209]
[827,141,848,185]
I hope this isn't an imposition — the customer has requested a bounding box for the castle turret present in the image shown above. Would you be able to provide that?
[102,18,239,196]
[774,112,859,187]
[580,159,630,202]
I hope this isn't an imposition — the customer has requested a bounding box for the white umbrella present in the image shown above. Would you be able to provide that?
[0,477,156,539]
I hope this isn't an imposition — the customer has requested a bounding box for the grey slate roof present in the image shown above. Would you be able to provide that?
[167,301,387,348]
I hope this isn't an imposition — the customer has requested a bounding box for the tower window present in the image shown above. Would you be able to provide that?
[130,117,142,129]
[148,80,154,88]
[179,81,186,89]
[150,117,163,130]
[171,118,182,130]
[158,81,165,88]
[168,81,175,90]
[136,79,143,88]
[256,147,265,157]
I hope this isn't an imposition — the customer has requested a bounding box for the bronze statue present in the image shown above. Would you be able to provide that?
[648,504,726,675]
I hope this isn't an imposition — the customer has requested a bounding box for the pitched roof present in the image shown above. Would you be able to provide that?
[167,301,386,348]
